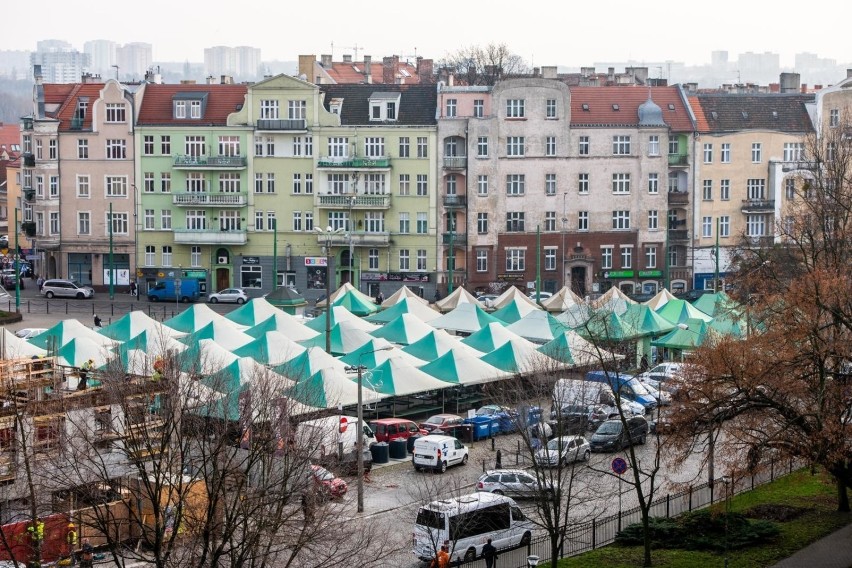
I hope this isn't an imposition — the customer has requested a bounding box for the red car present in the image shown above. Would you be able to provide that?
[419,414,465,433]
[311,465,348,499]
[369,418,428,443]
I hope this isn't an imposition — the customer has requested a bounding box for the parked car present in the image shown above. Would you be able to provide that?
[40,279,94,299]
[419,414,465,434]
[589,416,649,452]
[528,290,553,300]
[14,328,47,340]
[637,362,690,397]
[476,294,500,308]
[476,469,552,499]
[208,287,249,304]
[675,289,712,302]
[368,418,428,443]
[0,270,23,290]
[475,404,515,418]
[412,434,469,473]
[311,464,348,499]
[534,435,591,467]
[549,403,600,432]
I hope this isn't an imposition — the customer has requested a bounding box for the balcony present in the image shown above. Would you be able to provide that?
[173,155,247,169]
[443,156,467,169]
[442,232,467,246]
[668,153,689,167]
[70,117,84,130]
[173,228,247,245]
[442,195,467,208]
[23,189,35,202]
[317,157,391,169]
[173,192,247,207]
[23,154,35,167]
[256,118,307,131]
[320,231,391,247]
[667,229,689,242]
[38,236,60,250]
[741,199,775,213]
[667,191,689,205]
[747,236,775,248]
[21,222,36,237]
[316,194,390,209]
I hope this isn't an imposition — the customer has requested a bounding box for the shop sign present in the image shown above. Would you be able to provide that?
[242,256,261,265]
[638,270,663,277]
[604,270,635,279]
[305,257,327,267]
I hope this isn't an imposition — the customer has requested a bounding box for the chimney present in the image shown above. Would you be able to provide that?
[364,55,372,84]
[581,66,595,77]
[343,54,352,63]
[448,72,454,87]
[779,72,800,94]
[417,58,433,83]
[542,66,557,79]
[298,55,316,80]
[34,65,43,85]
[382,56,395,84]
[207,75,216,84]
[533,67,540,77]
[814,84,823,91]
[801,83,808,93]
[221,75,233,85]
[608,67,615,82]
[321,54,332,68]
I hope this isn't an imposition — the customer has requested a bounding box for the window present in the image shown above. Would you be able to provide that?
[398,249,410,271]
[601,247,613,269]
[612,135,631,155]
[546,99,557,119]
[507,136,525,156]
[648,173,659,194]
[827,142,837,161]
[785,178,796,200]
[668,137,679,155]
[747,179,766,200]
[620,247,632,269]
[746,214,766,237]
[612,210,630,230]
[105,103,126,123]
[578,211,589,231]
[506,99,525,118]
[219,173,240,193]
[266,173,275,193]
[702,180,712,200]
[783,143,804,162]
[645,246,657,269]
[142,135,154,156]
[327,137,348,158]
[506,212,525,232]
[399,212,410,233]
[255,136,263,156]
[161,210,171,229]
[186,173,206,193]
[254,174,263,193]
[545,136,556,156]
[302,212,310,231]
[289,211,301,231]
[417,249,427,271]
[721,143,730,163]
[579,136,590,156]
[48,176,58,197]
[218,136,240,157]
[702,216,712,238]
[190,100,201,119]
[48,139,57,160]
[751,143,762,163]
[288,100,306,120]
[76,175,90,198]
[476,250,488,272]
[385,102,396,120]
[506,248,525,271]
[477,175,488,196]
[144,209,155,230]
[186,210,207,230]
[398,137,410,158]
[107,212,129,235]
[305,173,313,194]
[719,215,730,237]
[363,212,384,233]
[77,139,88,159]
[368,249,379,270]
[473,99,484,118]
[399,174,410,196]
[36,175,44,197]
[720,179,730,201]
[106,139,126,159]
[477,136,488,157]
[417,137,428,158]
[364,173,388,196]
[445,174,457,196]
[703,143,713,163]
[477,212,488,234]
[327,211,347,231]
[241,266,262,289]
[829,109,839,127]
[648,135,660,156]
[78,212,90,235]
[416,174,428,196]
[544,211,556,231]
[255,211,265,231]
[144,245,155,266]
[260,100,279,119]
[578,173,589,194]
[105,176,128,197]
[545,247,556,271]
[364,137,385,157]
[190,246,202,267]
[648,210,658,230]
[161,135,171,155]
[545,174,557,196]
[612,173,630,194]
[446,99,457,117]
[506,174,525,195]
[416,212,427,234]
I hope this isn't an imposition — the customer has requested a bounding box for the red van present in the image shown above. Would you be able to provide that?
[369,418,428,443]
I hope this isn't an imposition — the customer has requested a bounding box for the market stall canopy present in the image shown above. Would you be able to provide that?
[330,287,380,316]
[298,320,375,355]
[402,328,484,361]
[418,349,510,385]
[692,291,742,319]
[0,328,46,359]
[288,366,383,408]
[305,305,379,333]
[491,297,542,324]
[273,346,348,383]
[99,310,187,342]
[226,297,293,327]
[359,357,453,396]
[643,288,677,311]
[506,311,569,344]
[492,286,540,311]
[461,322,531,353]
[30,319,117,351]
[480,338,563,374]
[651,319,716,350]
[380,285,431,308]
[370,313,434,345]
[434,286,483,313]
[590,287,636,315]
[179,338,240,375]
[57,337,111,368]
[232,331,307,365]
[164,304,249,334]
[339,338,426,368]
[538,331,624,366]
[262,287,308,312]
[430,302,506,335]
[243,312,319,342]
[577,311,646,342]
[364,296,440,324]
[621,303,677,336]
[112,330,187,363]
[541,286,586,312]
[655,298,714,325]
[179,319,254,351]
[554,303,592,329]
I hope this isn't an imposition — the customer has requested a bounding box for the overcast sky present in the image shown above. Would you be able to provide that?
[4,0,848,69]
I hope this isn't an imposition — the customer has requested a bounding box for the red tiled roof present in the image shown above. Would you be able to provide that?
[137,84,248,126]
[688,95,711,132]
[326,61,421,84]
[569,86,694,131]
[44,84,106,130]
[0,124,22,158]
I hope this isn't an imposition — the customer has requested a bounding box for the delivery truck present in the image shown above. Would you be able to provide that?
[147,278,201,303]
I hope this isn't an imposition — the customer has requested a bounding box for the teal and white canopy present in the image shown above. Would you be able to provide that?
[480,338,563,374]
[99,310,187,342]
[402,328,484,361]
[655,298,714,325]
[538,331,623,366]
[431,302,506,335]
[365,296,440,324]
[340,338,426,368]
[226,297,291,327]
[232,330,307,365]
[491,287,540,311]
[179,338,240,375]
[380,285,432,308]
[357,357,453,397]
[434,286,483,313]
[590,287,636,315]
[643,288,677,311]
[298,320,375,355]
[179,318,254,351]
[305,305,379,333]
[541,286,586,313]
[288,366,383,408]
[30,319,117,351]
[622,303,677,336]
[57,336,112,368]
[461,322,529,353]
[244,312,319,342]
[0,329,46,359]
[418,349,510,385]
[273,346,348,383]
[506,311,569,344]
[370,313,434,345]
[164,303,249,334]
[491,297,542,324]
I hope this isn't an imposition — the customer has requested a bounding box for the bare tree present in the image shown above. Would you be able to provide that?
[438,43,530,86]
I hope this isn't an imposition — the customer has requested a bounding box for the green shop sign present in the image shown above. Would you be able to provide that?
[638,270,663,277]
[604,270,635,279]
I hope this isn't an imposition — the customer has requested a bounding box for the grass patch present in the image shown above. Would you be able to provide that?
[552,468,851,568]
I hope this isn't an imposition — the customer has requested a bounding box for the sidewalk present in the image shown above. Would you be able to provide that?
[770,522,852,568]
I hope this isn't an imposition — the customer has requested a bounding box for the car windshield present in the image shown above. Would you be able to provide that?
[628,379,651,395]
[476,407,494,416]
[425,416,445,425]
[70,281,83,288]
[597,422,622,435]
[546,438,568,450]
[560,405,587,414]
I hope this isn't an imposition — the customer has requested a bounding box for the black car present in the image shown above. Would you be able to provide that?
[589,416,649,452]
[674,289,713,302]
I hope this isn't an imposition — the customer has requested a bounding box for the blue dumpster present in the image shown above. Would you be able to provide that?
[465,416,499,440]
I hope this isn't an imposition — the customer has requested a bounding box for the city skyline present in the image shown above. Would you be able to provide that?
[3,0,848,71]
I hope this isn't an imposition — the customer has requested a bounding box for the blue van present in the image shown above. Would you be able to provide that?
[584,370,657,412]
[147,278,201,303]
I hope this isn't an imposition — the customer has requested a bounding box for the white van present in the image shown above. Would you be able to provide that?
[553,378,645,416]
[413,492,534,563]
[295,415,376,459]
[412,434,468,473]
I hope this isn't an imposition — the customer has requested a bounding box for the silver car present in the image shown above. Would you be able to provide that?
[40,279,94,299]
[534,435,591,467]
[476,469,552,499]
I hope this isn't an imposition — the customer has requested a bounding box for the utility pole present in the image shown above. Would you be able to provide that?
[108,202,114,300]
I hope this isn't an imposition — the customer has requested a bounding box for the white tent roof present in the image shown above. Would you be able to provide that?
[381,285,431,307]
[591,287,636,314]
[164,303,250,333]
[492,286,540,310]
[188,338,241,375]
[644,288,677,311]
[251,312,319,342]
[541,286,586,312]
[434,286,483,312]
[0,329,46,359]
[430,302,502,334]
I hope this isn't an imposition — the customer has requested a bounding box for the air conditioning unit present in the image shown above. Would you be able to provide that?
[217,256,228,264]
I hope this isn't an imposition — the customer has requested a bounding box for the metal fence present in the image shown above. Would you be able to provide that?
[1,297,192,322]
[459,457,800,568]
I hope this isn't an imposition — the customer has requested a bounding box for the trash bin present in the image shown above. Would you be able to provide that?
[371,442,389,464]
[465,416,498,441]
[389,438,408,459]
[407,434,422,454]
[450,424,474,444]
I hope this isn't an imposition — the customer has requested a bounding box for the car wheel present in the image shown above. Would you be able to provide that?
[45,291,54,299]
[149,296,158,302]
[209,297,219,304]
[439,461,447,474]
[180,296,189,303]
[414,466,421,472]
[76,292,84,299]
[520,531,532,547]
[640,434,647,445]
[464,548,476,562]
[236,297,246,304]
[583,450,591,461]
[461,454,468,466]
[492,489,504,496]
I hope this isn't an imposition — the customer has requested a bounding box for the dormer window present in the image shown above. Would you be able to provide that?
[368,92,400,122]
[173,93,208,120]
[581,103,590,111]
[612,104,620,111]
[330,98,343,115]
[176,101,186,119]
[386,101,396,120]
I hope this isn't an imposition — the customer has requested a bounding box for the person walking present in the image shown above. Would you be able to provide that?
[430,545,450,568]
[93,314,102,329]
[80,538,93,568]
[482,538,498,568]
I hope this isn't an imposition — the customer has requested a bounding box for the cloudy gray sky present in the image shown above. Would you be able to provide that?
[4,0,847,68]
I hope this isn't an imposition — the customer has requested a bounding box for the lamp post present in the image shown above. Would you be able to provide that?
[349,172,359,289]
[345,345,393,513]
[315,226,344,353]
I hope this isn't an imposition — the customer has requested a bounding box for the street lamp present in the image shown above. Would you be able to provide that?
[344,345,393,513]
[315,226,344,353]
